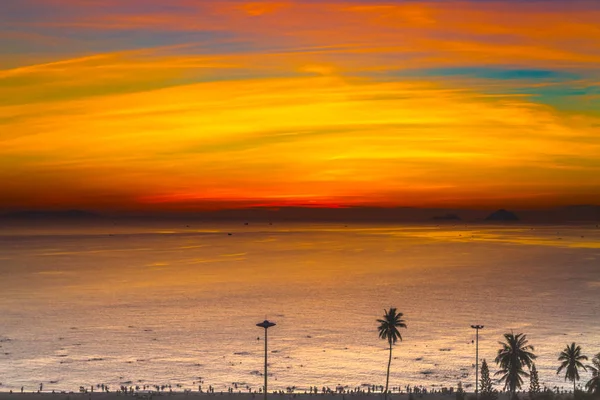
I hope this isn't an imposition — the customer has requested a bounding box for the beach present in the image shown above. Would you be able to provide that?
[0,393,575,400]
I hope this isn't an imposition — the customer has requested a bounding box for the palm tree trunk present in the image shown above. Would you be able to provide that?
[574,379,576,395]
[385,340,392,399]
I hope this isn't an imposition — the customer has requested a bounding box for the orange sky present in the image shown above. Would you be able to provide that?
[1,1,600,211]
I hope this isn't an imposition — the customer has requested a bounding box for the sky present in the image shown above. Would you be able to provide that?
[1,0,600,212]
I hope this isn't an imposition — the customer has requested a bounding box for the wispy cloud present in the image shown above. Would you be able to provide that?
[1,1,599,210]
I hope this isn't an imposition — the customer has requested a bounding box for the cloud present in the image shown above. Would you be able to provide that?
[0,0,599,210]
[2,68,599,209]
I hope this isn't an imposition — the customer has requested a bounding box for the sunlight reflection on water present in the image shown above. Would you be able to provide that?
[0,222,598,393]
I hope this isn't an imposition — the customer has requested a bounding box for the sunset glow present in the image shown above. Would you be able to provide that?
[2,0,600,211]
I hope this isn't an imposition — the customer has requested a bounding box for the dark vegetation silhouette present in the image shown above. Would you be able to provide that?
[529,363,541,398]
[586,353,600,394]
[455,382,465,400]
[495,332,536,396]
[480,359,497,400]
[377,307,407,398]
[557,343,588,394]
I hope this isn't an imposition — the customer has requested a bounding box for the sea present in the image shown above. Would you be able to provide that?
[0,222,598,393]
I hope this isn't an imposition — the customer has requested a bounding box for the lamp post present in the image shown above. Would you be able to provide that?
[257,320,276,400]
[471,325,484,398]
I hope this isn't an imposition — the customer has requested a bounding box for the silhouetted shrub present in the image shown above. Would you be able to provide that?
[456,382,465,400]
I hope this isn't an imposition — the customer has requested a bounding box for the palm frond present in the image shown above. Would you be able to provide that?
[557,342,588,385]
[494,332,537,393]
[377,307,406,344]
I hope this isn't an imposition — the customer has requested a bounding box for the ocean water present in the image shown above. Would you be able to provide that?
[0,222,598,393]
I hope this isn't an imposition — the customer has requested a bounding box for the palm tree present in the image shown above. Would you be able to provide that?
[494,332,536,396]
[557,342,588,393]
[585,353,600,394]
[377,307,407,397]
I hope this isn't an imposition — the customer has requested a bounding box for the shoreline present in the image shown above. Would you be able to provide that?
[0,393,576,400]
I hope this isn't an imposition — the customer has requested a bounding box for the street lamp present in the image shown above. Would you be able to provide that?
[257,320,276,400]
[471,325,484,398]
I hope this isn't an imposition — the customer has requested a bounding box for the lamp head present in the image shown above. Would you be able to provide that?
[257,320,276,329]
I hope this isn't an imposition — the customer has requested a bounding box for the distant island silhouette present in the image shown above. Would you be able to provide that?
[432,213,461,221]
[1,205,599,223]
[2,210,101,220]
[485,209,519,221]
